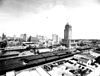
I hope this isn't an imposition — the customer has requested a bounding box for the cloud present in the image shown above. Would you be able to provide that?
[0,0,56,16]
[0,0,90,16]
[0,0,98,21]
[96,0,100,4]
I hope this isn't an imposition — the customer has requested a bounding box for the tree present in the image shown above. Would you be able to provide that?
[0,40,7,48]
[95,56,100,64]
[27,36,32,42]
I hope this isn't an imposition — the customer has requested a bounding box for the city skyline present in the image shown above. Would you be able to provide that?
[0,0,100,39]
[0,33,61,41]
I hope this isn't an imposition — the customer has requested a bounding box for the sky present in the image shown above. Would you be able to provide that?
[0,0,100,39]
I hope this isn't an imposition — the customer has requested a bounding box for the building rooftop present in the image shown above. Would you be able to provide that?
[80,53,96,60]
[79,57,89,63]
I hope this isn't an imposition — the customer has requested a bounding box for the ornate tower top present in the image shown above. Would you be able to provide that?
[65,23,71,29]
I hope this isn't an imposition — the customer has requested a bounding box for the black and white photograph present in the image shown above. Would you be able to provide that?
[0,0,100,76]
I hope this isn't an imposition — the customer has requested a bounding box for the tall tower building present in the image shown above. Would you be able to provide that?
[64,23,72,40]
[20,34,27,42]
[2,33,6,40]
[52,34,58,44]
[62,23,72,47]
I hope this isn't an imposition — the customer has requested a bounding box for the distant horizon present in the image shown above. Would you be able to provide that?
[1,33,100,40]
